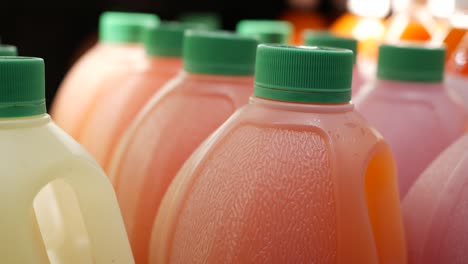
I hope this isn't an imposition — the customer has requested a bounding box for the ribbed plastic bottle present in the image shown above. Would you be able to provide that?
[0,44,17,56]
[0,57,134,263]
[150,45,406,264]
[51,12,159,139]
[303,31,364,95]
[77,22,195,171]
[236,20,293,44]
[108,30,258,264]
[403,133,468,263]
[356,43,467,198]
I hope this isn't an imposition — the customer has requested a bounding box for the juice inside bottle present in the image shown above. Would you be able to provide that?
[149,45,406,264]
[403,134,468,264]
[386,0,435,42]
[236,20,293,44]
[330,0,390,80]
[77,22,195,171]
[0,44,17,56]
[356,43,468,198]
[51,12,159,139]
[108,30,258,264]
[303,31,364,95]
[0,57,133,263]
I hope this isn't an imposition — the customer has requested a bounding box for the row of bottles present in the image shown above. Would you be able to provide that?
[1,3,468,263]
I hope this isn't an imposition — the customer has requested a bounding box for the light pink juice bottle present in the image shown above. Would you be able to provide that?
[108,30,258,264]
[51,12,159,139]
[77,23,189,171]
[303,30,364,95]
[403,134,468,264]
[356,43,467,198]
[150,45,406,264]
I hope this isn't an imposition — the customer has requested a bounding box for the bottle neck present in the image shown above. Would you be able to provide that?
[0,114,50,129]
[182,71,254,84]
[250,96,353,113]
[144,56,183,73]
[375,78,444,90]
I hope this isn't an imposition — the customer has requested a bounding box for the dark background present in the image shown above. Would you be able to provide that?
[0,0,345,106]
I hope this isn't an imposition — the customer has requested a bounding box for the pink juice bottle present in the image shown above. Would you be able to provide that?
[150,45,406,264]
[403,134,468,263]
[108,30,258,264]
[356,43,468,198]
[51,12,159,139]
[303,31,364,95]
[77,22,191,171]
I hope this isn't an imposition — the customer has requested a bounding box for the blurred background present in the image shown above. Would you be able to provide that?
[0,0,345,106]
[0,0,457,106]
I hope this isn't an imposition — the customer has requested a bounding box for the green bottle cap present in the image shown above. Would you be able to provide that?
[183,30,258,76]
[179,13,221,30]
[0,45,18,56]
[0,57,46,117]
[99,11,160,43]
[304,31,358,63]
[144,22,209,57]
[254,44,353,103]
[236,20,293,44]
[378,43,445,82]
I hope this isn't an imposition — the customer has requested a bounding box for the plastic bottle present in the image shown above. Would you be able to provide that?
[386,0,437,42]
[51,12,159,139]
[447,33,468,111]
[0,57,134,263]
[356,43,467,198]
[78,22,193,171]
[0,44,17,56]
[330,0,390,79]
[402,134,468,264]
[303,31,364,95]
[236,20,293,44]
[108,30,258,264]
[150,45,406,264]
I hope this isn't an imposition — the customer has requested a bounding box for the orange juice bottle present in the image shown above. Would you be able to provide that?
[0,57,134,263]
[236,20,293,44]
[51,12,159,139]
[150,45,406,263]
[443,0,468,62]
[386,0,436,42]
[78,22,194,171]
[303,31,364,95]
[108,30,258,264]
[0,44,17,56]
[330,0,390,79]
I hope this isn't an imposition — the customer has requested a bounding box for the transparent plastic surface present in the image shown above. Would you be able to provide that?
[108,72,254,263]
[150,97,406,264]
[356,79,467,197]
[403,134,468,264]
[78,56,182,170]
[51,43,144,139]
[0,114,134,263]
